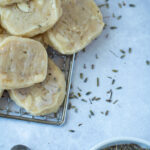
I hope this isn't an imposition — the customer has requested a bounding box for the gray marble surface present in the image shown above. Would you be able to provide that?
[0,0,150,150]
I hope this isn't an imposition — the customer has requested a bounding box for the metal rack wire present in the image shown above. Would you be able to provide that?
[0,47,75,125]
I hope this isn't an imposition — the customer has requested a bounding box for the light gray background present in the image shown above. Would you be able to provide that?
[0,0,150,150]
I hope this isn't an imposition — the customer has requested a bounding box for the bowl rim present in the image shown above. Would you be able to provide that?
[90,137,150,150]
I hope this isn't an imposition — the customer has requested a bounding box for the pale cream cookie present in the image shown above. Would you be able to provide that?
[9,58,66,116]
[0,0,62,37]
[44,0,104,54]
[0,36,48,89]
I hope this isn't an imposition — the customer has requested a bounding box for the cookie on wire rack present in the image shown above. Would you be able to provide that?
[44,0,104,54]
[8,58,66,116]
[0,36,48,89]
[0,0,62,37]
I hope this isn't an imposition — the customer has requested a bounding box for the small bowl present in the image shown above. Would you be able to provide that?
[90,137,150,150]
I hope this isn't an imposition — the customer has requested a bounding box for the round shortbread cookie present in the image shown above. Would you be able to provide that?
[0,36,48,89]
[9,58,66,116]
[44,0,104,54]
[0,0,62,37]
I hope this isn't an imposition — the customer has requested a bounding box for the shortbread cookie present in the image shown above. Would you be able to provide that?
[0,36,48,89]
[44,0,104,54]
[0,0,62,37]
[9,58,66,116]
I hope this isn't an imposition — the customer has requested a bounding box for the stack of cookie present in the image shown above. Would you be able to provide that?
[0,0,104,116]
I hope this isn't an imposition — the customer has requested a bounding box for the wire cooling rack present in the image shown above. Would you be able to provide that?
[0,47,75,125]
